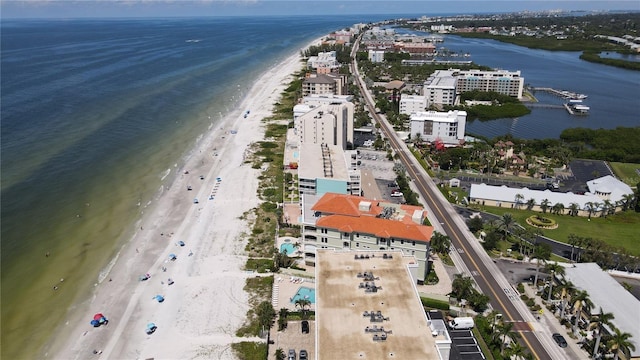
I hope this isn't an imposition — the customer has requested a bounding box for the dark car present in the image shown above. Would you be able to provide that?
[552,333,568,348]
[288,349,296,360]
[301,320,309,334]
[299,349,308,360]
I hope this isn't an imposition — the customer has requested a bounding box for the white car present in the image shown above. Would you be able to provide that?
[390,192,403,197]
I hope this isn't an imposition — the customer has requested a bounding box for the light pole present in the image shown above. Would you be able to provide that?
[547,270,555,302]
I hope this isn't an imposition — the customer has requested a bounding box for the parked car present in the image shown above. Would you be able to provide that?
[301,320,309,334]
[552,333,568,348]
[299,349,308,360]
[390,192,403,197]
[288,349,296,360]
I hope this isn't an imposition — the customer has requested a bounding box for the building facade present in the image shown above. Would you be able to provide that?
[298,145,361,198]
[409,110,467,145]
[456,69,524,99]
[301,193,433,283]
[399,94,427,115]
[424,70,457,107]
[295,102,354,149]
[368,50,385,63]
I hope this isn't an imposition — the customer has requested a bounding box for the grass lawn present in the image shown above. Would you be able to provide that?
[610,162,640,187]
[479,206,640,256]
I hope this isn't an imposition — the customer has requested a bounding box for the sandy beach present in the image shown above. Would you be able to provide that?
[46,44,310,360]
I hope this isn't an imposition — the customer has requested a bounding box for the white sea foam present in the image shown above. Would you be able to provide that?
[160,168,171,181]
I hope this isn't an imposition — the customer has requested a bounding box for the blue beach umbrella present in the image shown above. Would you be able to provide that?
[154,295,165,303]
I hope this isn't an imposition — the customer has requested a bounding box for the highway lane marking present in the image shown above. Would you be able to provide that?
[354,55,547,359]
[370,115,546,360]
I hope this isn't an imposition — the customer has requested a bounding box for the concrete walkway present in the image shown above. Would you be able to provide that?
[523,283,591,360]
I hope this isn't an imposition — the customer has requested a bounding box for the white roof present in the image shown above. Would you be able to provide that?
[586,175,633,203]
[469,183,603,209]
[564,263,640,356]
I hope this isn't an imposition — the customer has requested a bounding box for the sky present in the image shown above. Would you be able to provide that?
[2,0,639,19]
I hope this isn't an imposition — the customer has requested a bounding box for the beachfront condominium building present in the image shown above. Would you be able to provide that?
[424,70,457,107]
[296,102,354,149]
[301,193,434,283]
[409,110,467,145]
[399,94,427,115]
[306,51,341,72]
[368,50,385,63]
[455,69,524,99]
[298,144,361,198]
[302,72,348,95]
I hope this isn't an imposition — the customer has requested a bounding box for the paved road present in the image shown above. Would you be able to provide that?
[350,36,566,360]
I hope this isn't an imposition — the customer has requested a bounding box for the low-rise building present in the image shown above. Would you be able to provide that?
[409,110,467,145]
[301,193,433,283]
[315,250,445,359]
[307,50,340,71]
[468,175,634,216]
[399,94,427,115]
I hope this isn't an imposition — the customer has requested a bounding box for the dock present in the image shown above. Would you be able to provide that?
[531,87,587,100]
[564,99,590,115]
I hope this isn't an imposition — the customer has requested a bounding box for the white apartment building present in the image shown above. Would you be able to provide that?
[424,70,457,107]
[298,144,361,197]
[306,51,340,71]
[368,50,385,63]
[301,73,347,96]
[456,69,524,99]
[296,103,354,149]
[399,94,426,115]
[409,110,467,145]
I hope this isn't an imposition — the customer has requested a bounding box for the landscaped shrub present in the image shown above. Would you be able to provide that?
[420,297,450,310]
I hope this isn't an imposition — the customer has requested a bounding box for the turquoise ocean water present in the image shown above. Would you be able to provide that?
[0,15,387,359]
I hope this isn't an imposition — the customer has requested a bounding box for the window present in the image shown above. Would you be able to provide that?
[379,238,386,244]
[412,241,416,246]
[321,237,328,243]
[321,228,328,234]
[356,242,359,247]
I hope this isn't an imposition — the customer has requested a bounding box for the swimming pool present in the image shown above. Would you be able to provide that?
[280,242,297,255]
[293,151,299,159]
[290,286,316,304]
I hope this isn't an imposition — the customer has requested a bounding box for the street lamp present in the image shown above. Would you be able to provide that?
[547,270,555,303]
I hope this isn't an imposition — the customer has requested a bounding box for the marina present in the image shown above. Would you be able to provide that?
[564,99,590,115]
[530,87,588,100]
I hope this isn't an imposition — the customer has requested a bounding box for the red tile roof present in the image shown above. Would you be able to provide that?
[311,193,433,243]
[316,215,432,243]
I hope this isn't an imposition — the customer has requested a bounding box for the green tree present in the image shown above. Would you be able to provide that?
[275,348,286,360]
[552,202,565,215]
[532,243,552,287]
[256,301,276,332]
[430,231,451,255]
[540,199,551,214]
[608,327,636,360]
[295,298,311,319]
[588,309,615,359]
[526,198,536,211]
[497,213,515,240]
[568,202,580,216]
[496,321,518,353]
[514,193,525,209]
[450,273,474,301]
[570,290,593,335]
[467,216,484,233]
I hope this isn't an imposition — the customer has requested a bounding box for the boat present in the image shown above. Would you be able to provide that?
[565,99,589,115]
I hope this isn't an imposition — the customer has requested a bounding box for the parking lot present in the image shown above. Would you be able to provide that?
[271,320,315,360]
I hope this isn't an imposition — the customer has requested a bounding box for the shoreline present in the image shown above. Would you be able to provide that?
[45,38,319,359]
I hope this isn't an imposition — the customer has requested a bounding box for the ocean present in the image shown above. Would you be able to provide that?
[1,15,638,359]
[0,15,388,359]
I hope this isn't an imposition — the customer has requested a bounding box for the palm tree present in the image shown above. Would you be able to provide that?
[540,199,551,214]
[571,290,593,335]
[526,198,536,211]
[430,231,451,255]
[514,193,525,210]
[497,321,517,353]
[608,327,636,360]
[552,202,565,215]
[294,298,311,319]
[558,281,575,320]
[584,202,598,220]
[532,243,552,288]
[601,199,614,217]
[620,193,635,211]
[498,213,515,240]
[507,341,529,360]
[450,273,474,301]
[588,308,615,359]
[568,202,580,217]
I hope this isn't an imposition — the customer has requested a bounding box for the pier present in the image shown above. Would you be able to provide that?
[530,87,587,100]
